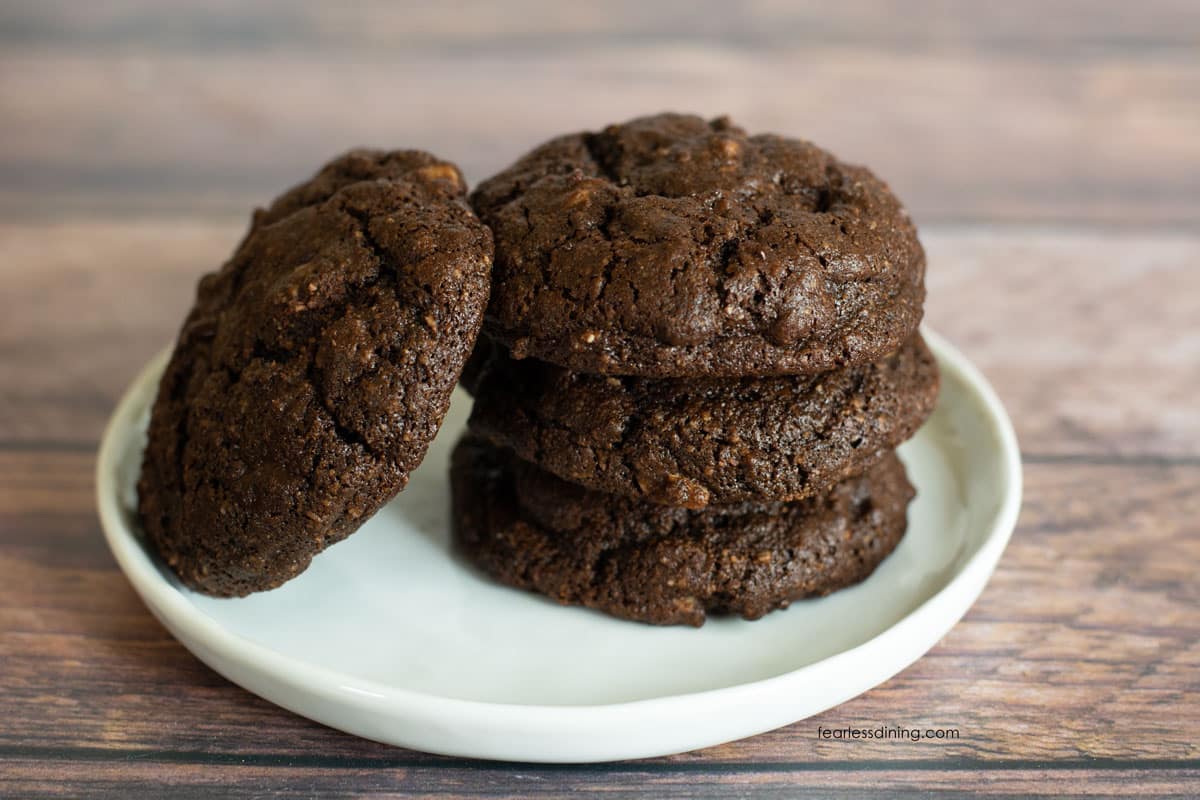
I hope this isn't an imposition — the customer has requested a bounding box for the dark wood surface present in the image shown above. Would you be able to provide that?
[1,2,1198,797]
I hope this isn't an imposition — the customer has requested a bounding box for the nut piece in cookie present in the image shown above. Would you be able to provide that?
[138,151,493,596]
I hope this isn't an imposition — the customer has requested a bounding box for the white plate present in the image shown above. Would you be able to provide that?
[97,327,1020,763]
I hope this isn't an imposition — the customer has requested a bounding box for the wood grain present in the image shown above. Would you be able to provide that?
[2,1,1199,796]
[4,759,1199,800]
[1,2,1198,224]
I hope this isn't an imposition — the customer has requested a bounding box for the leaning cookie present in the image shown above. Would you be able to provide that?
[451,437,914,627]
[471,112,925,377]
[466,333,938,508]
[138,151,493,596]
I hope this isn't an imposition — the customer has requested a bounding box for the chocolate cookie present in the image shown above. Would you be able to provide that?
[466,333,937,508]
[471,112,925,377]
[451,437,913,626]
[138,151,493,596]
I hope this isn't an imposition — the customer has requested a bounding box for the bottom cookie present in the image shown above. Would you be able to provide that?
[451,437,914,627]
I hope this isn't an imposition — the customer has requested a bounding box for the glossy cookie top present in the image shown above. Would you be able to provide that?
[472,113,925,377]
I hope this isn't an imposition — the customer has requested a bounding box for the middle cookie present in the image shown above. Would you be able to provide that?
[465,333,938,509]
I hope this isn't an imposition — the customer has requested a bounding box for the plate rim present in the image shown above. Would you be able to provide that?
[96,326,1021,751]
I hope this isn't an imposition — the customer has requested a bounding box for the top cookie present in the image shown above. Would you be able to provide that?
[137,150,493,596]
[472,113,926,377]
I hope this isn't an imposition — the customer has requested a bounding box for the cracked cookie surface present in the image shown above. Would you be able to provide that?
[466,333,938,508]
[471,112,926,377]
[138,150,493,596]
[451,437,914,626]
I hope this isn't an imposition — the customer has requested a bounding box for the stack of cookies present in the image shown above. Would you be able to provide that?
[454,113,939,626]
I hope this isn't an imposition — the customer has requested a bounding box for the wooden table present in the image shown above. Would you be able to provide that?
[2,2,1197,797]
